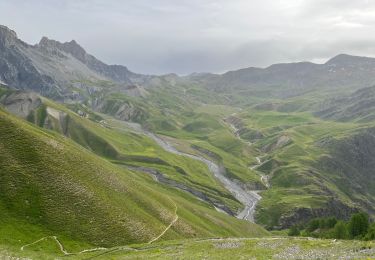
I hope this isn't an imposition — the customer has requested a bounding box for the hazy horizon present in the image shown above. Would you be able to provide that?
[2,0,375,75]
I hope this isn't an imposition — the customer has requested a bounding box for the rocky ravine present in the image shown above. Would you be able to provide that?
[121,121,262,222]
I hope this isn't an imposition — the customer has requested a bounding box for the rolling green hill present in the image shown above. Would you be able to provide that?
[225,106,375,229]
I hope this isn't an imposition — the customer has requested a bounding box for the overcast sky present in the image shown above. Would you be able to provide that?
[1,0,375,74]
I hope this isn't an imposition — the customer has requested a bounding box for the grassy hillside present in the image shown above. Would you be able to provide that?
[65,82,375,231]
[227,105,375,229]
[1,89,253,213]
[0,89,264,210]
[2,80,374,246]
[90,84,264,189]
[0,108,269,255]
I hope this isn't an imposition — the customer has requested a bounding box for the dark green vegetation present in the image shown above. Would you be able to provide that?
[289,212,375,240]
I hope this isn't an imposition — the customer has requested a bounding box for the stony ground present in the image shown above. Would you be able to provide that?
[2,237,374,259]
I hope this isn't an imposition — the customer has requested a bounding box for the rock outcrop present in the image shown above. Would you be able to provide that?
[0,26,59,97]
[0,91,42,118]
[0,25,151,100]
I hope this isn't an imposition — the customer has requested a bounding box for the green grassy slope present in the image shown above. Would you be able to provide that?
[1,89,262,212]
[0,89,248,213]
[90,82,375,230]
[0,108,268,254]
[228,105,375,229]
[93,84,263,189]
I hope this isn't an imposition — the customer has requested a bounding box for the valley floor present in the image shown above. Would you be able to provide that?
[2,237,374,259]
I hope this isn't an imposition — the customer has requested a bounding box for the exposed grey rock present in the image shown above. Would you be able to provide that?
[0,25,18,47]
[36,36,146,85]
[0,25,152,100]
[0,26,59,97]
[44,107,69,134]
[127,165,235,215]
[0,91,41,118]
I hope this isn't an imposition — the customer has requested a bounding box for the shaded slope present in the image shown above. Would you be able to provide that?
[317,127,375,213]
[316,86,375,122]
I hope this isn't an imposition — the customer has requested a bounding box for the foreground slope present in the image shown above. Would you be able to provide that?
[0,237,374,259]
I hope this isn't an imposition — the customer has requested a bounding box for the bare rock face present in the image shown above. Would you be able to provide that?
[0,25,151,100]
[0,25,17,47]
[0,90,69,134]
[36,36,146,86]
[0,91,42,118]
[0,26,59,97]
[44,107,69,134]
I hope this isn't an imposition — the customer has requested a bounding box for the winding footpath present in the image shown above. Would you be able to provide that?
[20,196,178,255]
[148,197,178,244]
[117,121,261,222]
[21,236,106,255]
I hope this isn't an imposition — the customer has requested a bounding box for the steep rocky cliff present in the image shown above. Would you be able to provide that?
[0,26,60,97]
[0,25,150,101]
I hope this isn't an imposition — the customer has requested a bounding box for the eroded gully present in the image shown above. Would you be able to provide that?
[118,121,261,222]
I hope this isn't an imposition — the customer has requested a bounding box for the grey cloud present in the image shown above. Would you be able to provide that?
[1,0,375,74]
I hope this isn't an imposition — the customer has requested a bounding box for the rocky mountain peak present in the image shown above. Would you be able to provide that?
[38,37,86,63]
[39,36,60,48]
[61,39,87,62]
[38,36,69,58]
[38,36,87,62]
[0,25,18,46]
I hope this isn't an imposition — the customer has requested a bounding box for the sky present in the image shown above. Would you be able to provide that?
[1,0,375,75]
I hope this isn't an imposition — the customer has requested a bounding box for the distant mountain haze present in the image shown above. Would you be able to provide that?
[2,25,375,101]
